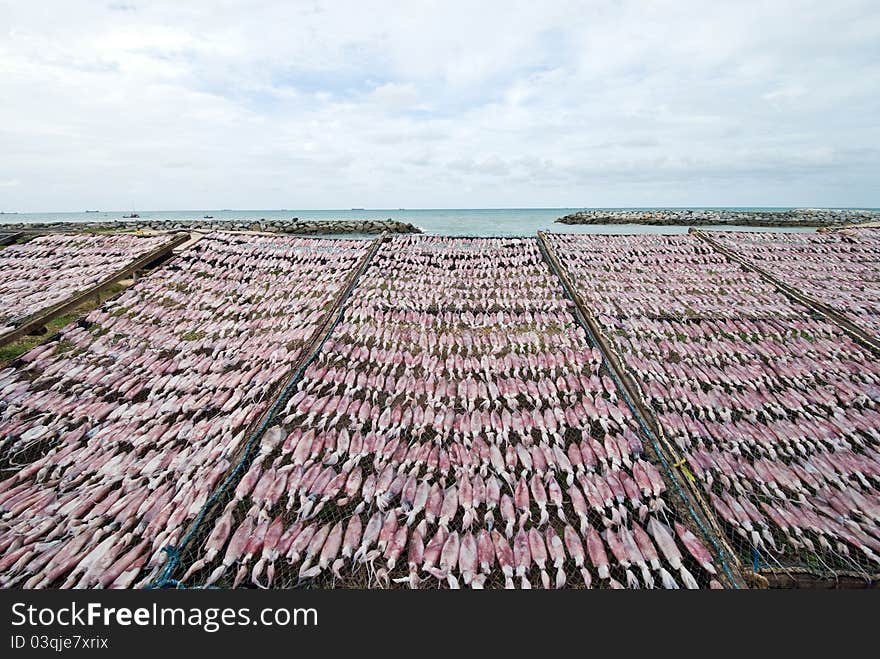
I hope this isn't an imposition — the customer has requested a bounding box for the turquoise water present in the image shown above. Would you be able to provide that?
[0,207,860,236]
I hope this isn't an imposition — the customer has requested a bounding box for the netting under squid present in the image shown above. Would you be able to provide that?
[546,232,880,582]
[0,234,371,589]
[710,229,880,338]
[176,236,726,590]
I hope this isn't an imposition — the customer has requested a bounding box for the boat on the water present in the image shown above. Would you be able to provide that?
[203,215,214,219]
[123,213,140,218]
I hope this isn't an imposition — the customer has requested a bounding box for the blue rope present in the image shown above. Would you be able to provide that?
[536,236,743,589]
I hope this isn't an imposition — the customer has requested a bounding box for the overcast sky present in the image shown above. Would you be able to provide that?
[1,1,878,211]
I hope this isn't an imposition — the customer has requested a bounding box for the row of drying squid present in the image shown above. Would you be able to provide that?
[0,234,370,588]
[548,233,880,572]
[0,233,170,337]
[712,230,880,336]
[9,230,872,587]
[183,237,722,588]
[555,236,798,322]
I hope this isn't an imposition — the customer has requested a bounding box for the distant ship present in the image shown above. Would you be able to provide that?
[351,207,365,211]
[123,213,140,218]
[85,210,100,213]
[203,215,214,219]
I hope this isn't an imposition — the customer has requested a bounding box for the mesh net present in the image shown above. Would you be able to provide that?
[0,233,371,589]
[174,236,729,590]
[545,232,880,583]
[0,233,173,335]
[709,229,880,337]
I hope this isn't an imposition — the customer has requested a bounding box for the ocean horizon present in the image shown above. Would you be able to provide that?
[4,207,874,236]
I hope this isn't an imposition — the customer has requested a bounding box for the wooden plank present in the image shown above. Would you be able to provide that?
[0,232,190,347]
[760,566,878,589]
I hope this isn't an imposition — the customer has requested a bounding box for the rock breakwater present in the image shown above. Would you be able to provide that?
[556,208,880,227]
[1,218,422,235]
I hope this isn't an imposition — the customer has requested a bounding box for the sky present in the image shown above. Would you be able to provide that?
[1,0,879,212]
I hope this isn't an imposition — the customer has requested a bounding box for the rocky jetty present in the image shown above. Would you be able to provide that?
[556,208,880,227]
[1,218,422,235]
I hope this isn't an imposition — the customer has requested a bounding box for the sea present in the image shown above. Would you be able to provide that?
[1,207,867,237]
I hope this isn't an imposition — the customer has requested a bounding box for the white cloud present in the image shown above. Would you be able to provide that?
[0,0,878,211]
[763,86,807,102]
[369,82,422,110]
